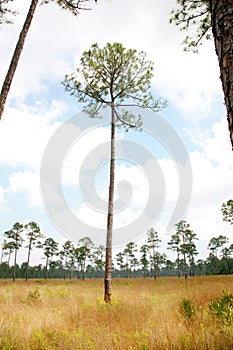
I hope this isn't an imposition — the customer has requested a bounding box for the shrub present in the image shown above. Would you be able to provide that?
[180,298,195,319]
[26,287,41,304]
[209,290,233,324]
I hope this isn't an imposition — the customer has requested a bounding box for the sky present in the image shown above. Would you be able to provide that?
[0,0,232,264]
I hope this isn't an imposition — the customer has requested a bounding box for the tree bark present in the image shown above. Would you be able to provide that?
[13,249,17,282]
[0,0,39,120]
[104,102,115,303]
[153,248,157,281]
[210,0,233,148]
[177,251,180,278]
[26,240,32,281]
[45,256,49,280]
[6,252,11,278]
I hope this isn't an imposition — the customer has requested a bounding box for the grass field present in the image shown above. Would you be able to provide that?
[0,276,233,349]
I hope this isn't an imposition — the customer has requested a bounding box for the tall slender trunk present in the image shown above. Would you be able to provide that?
[5,252,11,278]
[153,247,157,281]
[126,256,129,278]
[210,0,233,148]
[26,240,32,281]
[0,0,39,120]
[13,249,17,282]
[177,251,180,278]
[182,238,187,279]
[104,102,115,303]
[82,260,86,280]
[190,255,195,277]
[45,256,49,280]
[223,256,228,274]
[64,256,67,279]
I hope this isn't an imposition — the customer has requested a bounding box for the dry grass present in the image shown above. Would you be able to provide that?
[0,276,233,349]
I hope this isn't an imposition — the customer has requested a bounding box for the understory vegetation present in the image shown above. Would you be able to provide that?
[0,276,233,349]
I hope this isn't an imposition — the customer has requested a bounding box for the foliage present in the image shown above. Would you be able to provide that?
[1,218,233,279]
[208,235,229,257]
[0,0,92,26]
[146,229,164,280]
[63,42,166,129]
[63,42,166,303]
[25,221,44,280]
[222,200,233,225]
[41,0,93,15]
[170,0,211,52]
[168,220,198,277]
[209,290,233,324]
[1,277,233,349]
[25,222,43,249]
[180,298,196,319]
[26,287,41,304]
[0,0,17,25]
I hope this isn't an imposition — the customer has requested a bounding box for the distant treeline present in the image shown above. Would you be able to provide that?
[1,219,233,280]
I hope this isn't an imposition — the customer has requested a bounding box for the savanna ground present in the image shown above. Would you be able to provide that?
[0,276,233,350]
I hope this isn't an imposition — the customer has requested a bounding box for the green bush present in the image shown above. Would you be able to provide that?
[26,287,41,304]
[209,290,233,324]
[180,298,195,319]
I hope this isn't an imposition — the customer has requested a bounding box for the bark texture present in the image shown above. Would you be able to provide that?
[25,241,32,282]
[210,0,233,148]
[104,103,115,303]
[0,0,39,120]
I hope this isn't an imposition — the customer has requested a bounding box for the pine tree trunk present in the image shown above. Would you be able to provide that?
[0,0,39,120]
[177,252,180,278]
[45,256,49,280]
[183,252,187,279]
[153,248,157,281]
[210,0,233,148]
[26,241,32,281]
[82,260,85,280]
[104,102,115,303]
[6,252,11,278]
[13,249,17,282]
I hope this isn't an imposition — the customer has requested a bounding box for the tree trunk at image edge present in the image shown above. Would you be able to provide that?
[210,0,233,148]
[104,103,115,303]
[0,0,39,120]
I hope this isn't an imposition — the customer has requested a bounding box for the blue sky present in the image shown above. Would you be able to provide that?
[0,0,232,263]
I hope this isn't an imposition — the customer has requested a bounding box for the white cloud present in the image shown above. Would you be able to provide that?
[0,187,6,209]
[0,0,223,119]
[75,162,149,225]
[0,0,232,259]
[8,170,41,207]
[0,100,65,168]
[182,117,233,244]
[203,117,233,167]
[61,126,111,186]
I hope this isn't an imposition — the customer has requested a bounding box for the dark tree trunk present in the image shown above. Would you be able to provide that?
[153,248,157,281]
[183,252,187,279]
[210,0,233,148]
[191,256,195,277]
[6,252,11,278]
[0,0,39,120]
[177,252,180,278]
[13,249,17,282]
[44,256,49,280]
[25,240,32,281]
[104,102,115,303]
[82,260,85,280]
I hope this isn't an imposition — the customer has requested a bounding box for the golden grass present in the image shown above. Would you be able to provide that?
[0,276,233,349]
